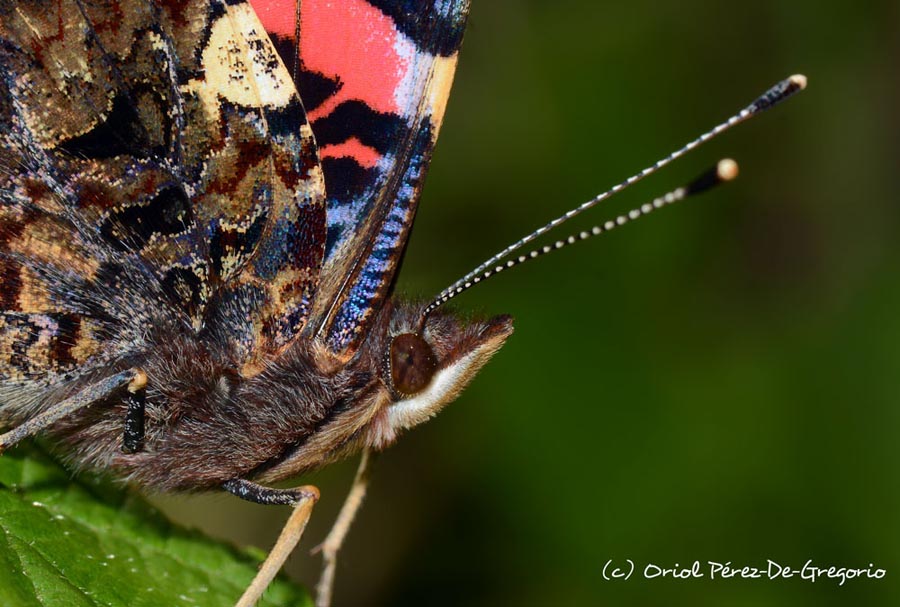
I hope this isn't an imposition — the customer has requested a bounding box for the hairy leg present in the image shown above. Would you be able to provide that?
[0,369,141,452]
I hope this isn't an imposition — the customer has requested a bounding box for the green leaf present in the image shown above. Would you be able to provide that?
[0,446,312,607]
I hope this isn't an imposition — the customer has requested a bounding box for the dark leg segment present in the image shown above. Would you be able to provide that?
[223,477,319,506]
[120,369,148,454]
[122,387,146,453]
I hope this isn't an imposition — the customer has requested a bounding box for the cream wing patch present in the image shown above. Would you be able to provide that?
[423,54,459,135]
[185,2,297,118]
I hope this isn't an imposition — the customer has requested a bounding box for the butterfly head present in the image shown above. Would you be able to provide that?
[361,301,513,449]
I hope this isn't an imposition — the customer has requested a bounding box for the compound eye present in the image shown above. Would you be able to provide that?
[389,333,438,396]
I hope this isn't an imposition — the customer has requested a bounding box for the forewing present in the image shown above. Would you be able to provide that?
[252,0,470,360]
[0,0,325,379]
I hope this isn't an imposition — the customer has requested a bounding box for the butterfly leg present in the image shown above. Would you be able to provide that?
[0,369,139,453]
[223,479,320,607]
[313,448,376,607]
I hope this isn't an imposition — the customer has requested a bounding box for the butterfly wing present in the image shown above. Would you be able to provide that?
[252,0,470,360]
[0,0,325,391]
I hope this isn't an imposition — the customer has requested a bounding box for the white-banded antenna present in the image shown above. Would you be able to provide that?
[429,159,739,306]
[423,74,806,317]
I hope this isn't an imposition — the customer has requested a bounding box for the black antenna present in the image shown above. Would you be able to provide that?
[423,74,807,317]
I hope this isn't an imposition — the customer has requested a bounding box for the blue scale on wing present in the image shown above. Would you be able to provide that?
[323,121,435,353]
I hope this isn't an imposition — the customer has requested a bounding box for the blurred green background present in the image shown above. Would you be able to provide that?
[155,0,899,605]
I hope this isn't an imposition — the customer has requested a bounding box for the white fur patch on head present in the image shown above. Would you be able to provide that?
[387,350,478,432]
[386,326,508,434]
[363,312,513,450]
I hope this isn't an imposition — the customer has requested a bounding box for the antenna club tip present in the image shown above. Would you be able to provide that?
[717,158,739,181]
[789,74,808,90]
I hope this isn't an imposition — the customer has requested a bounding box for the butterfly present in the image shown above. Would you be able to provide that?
[0,0,805,605]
